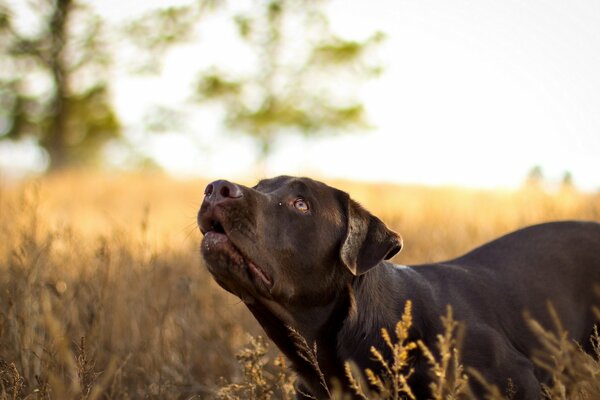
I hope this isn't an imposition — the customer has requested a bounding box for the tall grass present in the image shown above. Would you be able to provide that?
[0,171,599,399]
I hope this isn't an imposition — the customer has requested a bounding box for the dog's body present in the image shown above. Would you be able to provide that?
[197,176,600,399]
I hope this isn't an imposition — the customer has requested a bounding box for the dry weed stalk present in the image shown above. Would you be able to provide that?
[287,325,331,398]
[344,302,469,400]
[0,360,24,400]
[344,301,417,400]
[466,369,510,400]
[217,335,294,400]
[417,305,469,400]
[76,337,99,397]
[526,305,600,400]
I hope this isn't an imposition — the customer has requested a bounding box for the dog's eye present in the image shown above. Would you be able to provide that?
[293,198,309,213]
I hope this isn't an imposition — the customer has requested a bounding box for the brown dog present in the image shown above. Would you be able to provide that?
[197,176,600,399]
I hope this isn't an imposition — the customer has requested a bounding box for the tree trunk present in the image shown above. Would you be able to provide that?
[45,0,73,171]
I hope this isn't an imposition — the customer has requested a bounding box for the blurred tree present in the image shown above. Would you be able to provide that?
[561,171,573,188]
[525,165,544,188]
[122,3,212,75]
[0,0,382,171]
[0,0,120,170]
[193,0,384,160]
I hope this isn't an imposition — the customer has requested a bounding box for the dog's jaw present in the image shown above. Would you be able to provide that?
[201,231,274,291]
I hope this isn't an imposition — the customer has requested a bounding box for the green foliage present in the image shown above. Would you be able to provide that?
[1,0,382,170]
[194,0,384,158]
[525,165,544,187]
[0,0,120,169]
[197,72,243,99]
[52,85,121,165]
[123,4,204,74]
[312,31,385,71]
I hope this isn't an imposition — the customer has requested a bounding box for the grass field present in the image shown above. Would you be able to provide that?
[0,171,599,399]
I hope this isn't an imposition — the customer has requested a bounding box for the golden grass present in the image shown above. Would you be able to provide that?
[345,301,600,400]
[344,301,419,400]
[0,171,599,399]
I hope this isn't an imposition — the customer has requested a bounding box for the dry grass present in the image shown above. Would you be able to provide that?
[343,301,419,400]
[0,171,599,399]
[344,302,469,400]
[345,302,600,400]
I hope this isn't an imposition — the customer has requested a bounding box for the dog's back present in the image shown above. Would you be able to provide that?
[405,221,600,396]
[453,220,600,339]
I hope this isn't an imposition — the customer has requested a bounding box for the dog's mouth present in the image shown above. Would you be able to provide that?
[200,218,273,290]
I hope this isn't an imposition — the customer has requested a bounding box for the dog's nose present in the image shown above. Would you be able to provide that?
[204,180,243,203]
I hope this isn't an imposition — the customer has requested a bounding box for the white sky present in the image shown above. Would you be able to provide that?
[2,0,600,190]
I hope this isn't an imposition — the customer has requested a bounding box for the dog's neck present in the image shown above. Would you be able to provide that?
[247,262,438,399]
[337,263,418,367]
[337,262,440,398]
[245,289,352,399]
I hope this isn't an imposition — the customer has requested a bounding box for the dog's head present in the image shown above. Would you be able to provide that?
[197,176,402,308]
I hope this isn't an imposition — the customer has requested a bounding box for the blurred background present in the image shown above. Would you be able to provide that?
[1,0,599,189]
[1,1,600,398]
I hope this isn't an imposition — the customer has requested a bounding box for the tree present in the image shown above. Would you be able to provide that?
[0,0,120,170]
[561,171,574,188]
[122,3,208,75]
[0,0,383,171]
[525,165,544,188]
[193,0,384,160]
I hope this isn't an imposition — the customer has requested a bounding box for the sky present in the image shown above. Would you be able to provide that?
[2,0,600,190]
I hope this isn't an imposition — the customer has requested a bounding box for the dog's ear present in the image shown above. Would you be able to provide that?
[339,193,402,276]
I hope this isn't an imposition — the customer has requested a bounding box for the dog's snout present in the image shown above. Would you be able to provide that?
[198,180,244,234]
[204,180,243,202]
